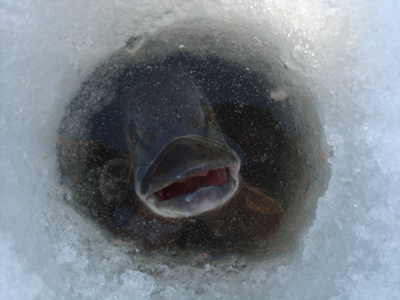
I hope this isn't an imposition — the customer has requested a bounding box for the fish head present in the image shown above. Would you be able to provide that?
[123,64,241,218]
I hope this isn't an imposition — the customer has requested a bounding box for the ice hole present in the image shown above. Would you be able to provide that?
[58,20,331,257]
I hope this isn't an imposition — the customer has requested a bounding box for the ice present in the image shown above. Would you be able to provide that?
[1,0,400,299]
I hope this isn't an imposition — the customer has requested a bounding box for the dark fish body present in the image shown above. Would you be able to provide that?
[121,64,241,219]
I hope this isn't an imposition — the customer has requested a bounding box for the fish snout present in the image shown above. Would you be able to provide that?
[136,135,241,218]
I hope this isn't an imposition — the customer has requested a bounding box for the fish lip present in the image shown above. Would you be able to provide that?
[136,135,241,218]
[139,135,240,197]
[144,165,240,218]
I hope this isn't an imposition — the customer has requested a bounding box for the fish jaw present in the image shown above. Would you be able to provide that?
[135,135,241,218]
[144,165,240,218]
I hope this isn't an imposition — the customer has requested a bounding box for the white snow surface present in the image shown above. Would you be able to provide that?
[1,0,399,299]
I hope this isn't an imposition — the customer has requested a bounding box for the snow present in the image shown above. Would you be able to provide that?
[1,0,400,299]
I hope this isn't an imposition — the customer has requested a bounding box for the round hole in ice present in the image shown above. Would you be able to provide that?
[58,19,331,258]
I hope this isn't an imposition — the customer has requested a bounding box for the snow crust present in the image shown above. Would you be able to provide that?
[1,0,399,299]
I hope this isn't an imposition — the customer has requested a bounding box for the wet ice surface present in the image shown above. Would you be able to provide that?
[1,0,400,299]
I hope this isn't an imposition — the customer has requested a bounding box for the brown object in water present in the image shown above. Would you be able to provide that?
[202,179,284,245]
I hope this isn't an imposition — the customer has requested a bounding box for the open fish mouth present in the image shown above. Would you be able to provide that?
[156,168,229,200]
[136,135,241,218]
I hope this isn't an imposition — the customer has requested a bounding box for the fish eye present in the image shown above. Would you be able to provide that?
[127,120,137,147]
[208,106,215,122]
[208,106,221,131]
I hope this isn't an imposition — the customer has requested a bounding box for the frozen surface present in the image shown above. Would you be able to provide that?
[1,0,400,299]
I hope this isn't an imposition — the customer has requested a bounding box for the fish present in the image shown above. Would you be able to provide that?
[113,62,284,248]
[122,64,240,218]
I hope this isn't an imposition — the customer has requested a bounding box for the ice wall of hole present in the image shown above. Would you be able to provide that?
[58,19,331,257]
